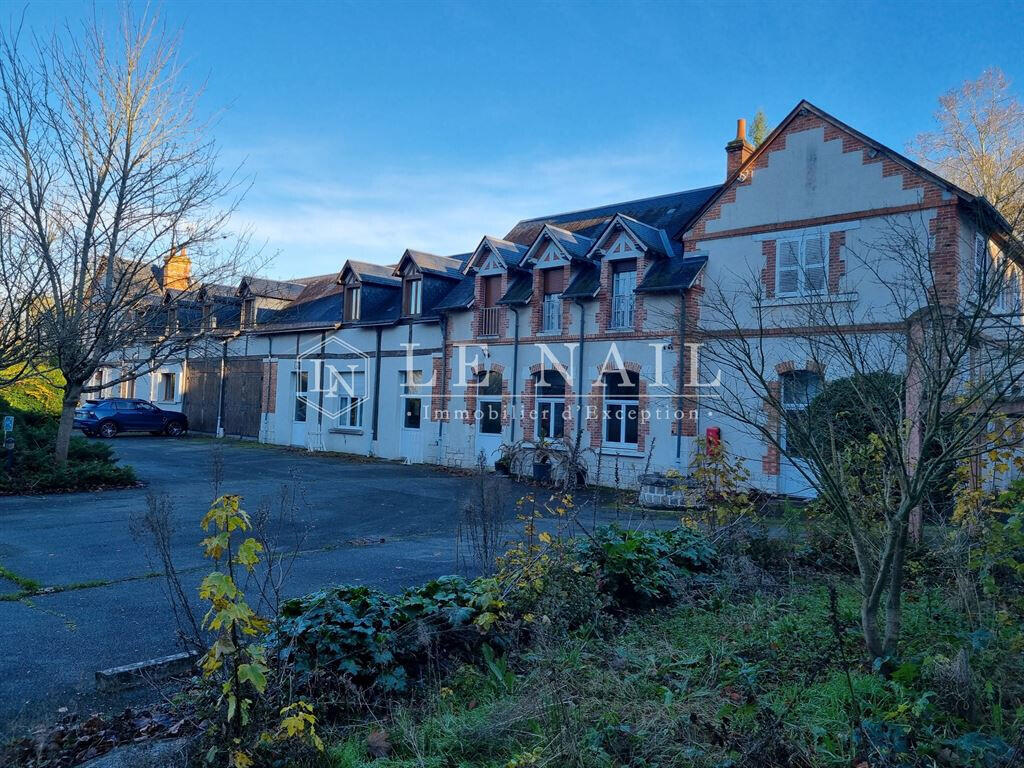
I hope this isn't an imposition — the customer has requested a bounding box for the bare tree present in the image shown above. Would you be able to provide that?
[912,68,1024,235]
[696,210,1024,658]
[0,8,249,463]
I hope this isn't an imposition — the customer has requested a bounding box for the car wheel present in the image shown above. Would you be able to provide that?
[98,421,119,439]
[165,421,185,437]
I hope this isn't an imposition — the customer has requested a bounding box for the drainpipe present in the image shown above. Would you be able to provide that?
[437,314,448,439]
[215,339,228,437]
[509,307,521,442]
[371,326,383,442]
[180,345,190,414]
[675,287,688,463]
[574,298,586,444]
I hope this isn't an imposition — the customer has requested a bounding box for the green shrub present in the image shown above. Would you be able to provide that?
[583,525,716,606]
[272,576,501,695]
[0,375,135,493]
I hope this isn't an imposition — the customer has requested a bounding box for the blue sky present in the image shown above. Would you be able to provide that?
[17,0,1024,278]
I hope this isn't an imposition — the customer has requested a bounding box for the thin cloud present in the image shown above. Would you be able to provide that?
[231,138,709,277]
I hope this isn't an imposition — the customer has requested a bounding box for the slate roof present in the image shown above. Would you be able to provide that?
[240,276,307,300]
[636,255,708,293]
[474,237,529,269]
[434,273,476,311]
[497,273,533,305]
[505,186,721,246]
[403,250,469,278]
[534,226,595,262]
[605,215,679,259]
[561,264,601,299]
[343,260,400,287]
[257,277,345,331]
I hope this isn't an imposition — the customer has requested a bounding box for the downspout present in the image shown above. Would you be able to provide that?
[371,326,383,443]
[437,314,448,439]
[574,298,586,444]
[509,307,520,442]
[216,339,228,437]
[675,287,688,463]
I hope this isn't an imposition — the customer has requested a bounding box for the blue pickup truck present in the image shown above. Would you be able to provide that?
[74,398,189,438]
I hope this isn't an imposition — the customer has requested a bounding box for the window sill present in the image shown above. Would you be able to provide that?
[328,427,364,435]
[765,291,858,308]
[537,329,562,336]
[600,445,643,458]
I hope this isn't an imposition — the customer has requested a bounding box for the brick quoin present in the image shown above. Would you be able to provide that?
[762,380,782,476]
[828,231,846,293]
[761,240,777,298]
[261,361,277,413]
[430,356,447,421]
[686,110,953,254]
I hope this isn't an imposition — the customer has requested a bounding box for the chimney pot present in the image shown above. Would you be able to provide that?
[736,118,746,141]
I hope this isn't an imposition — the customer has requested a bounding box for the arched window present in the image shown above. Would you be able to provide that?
[535,370,566,439]
[603,369,639,446]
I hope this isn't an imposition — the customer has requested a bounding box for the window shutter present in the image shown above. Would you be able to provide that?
[543,267,564,295]
[975,235,987,292]
[777,241,800,294]
[804,236,826,292]
[484,276,501,307]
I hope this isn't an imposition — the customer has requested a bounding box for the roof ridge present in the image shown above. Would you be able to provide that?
[512,184,722,225]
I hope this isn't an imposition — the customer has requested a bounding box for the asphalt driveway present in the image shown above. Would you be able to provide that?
[0,436,573,728]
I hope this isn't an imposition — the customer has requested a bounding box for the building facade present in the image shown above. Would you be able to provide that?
[102,100,1024,495]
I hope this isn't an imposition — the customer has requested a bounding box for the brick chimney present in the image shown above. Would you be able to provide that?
[163,247,191,292]
[726,118,754,179]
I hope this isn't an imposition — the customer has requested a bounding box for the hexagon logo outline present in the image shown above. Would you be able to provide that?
[295,336,371,421]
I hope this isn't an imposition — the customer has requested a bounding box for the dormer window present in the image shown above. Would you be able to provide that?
[345,285,361,322]
[610,260,636,329]
[403,277,422,317]
[166,307,178,333]
[242,298,255,328]
[202,303,216,330]
[541,267,563,333]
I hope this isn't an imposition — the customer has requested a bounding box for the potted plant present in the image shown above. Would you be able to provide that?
[494,443,513,475]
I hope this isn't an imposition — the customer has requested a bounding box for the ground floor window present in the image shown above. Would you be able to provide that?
[476,370,503,435]
[535,369,566,439]
[337,372,364,429]
[603,370,639,447]
[160,372,176,402]
[401,370,423,429]
[292,370,309,422]
[780,369,822,459]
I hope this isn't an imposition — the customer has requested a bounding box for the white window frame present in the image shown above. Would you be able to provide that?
[602,372,640,448]
[603,398,638,447]
[160,372,176,402]
[346,285,361,322]
[292,370,309,423]
[535,397,565,440]
[776,235,827,297]
[541,293,561,333]
[337,397,363,429]
[405,278,422,316]
[610,266,636,329]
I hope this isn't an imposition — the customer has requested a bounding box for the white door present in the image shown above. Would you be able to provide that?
[779,370,822,499]
[290,369,309,447]
[475,398,503,466]
[399,371,423,463]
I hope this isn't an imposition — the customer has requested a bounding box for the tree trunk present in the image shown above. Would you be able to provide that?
[860,594,884,659]
[54,384,82,466]
[883,519,909,656]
